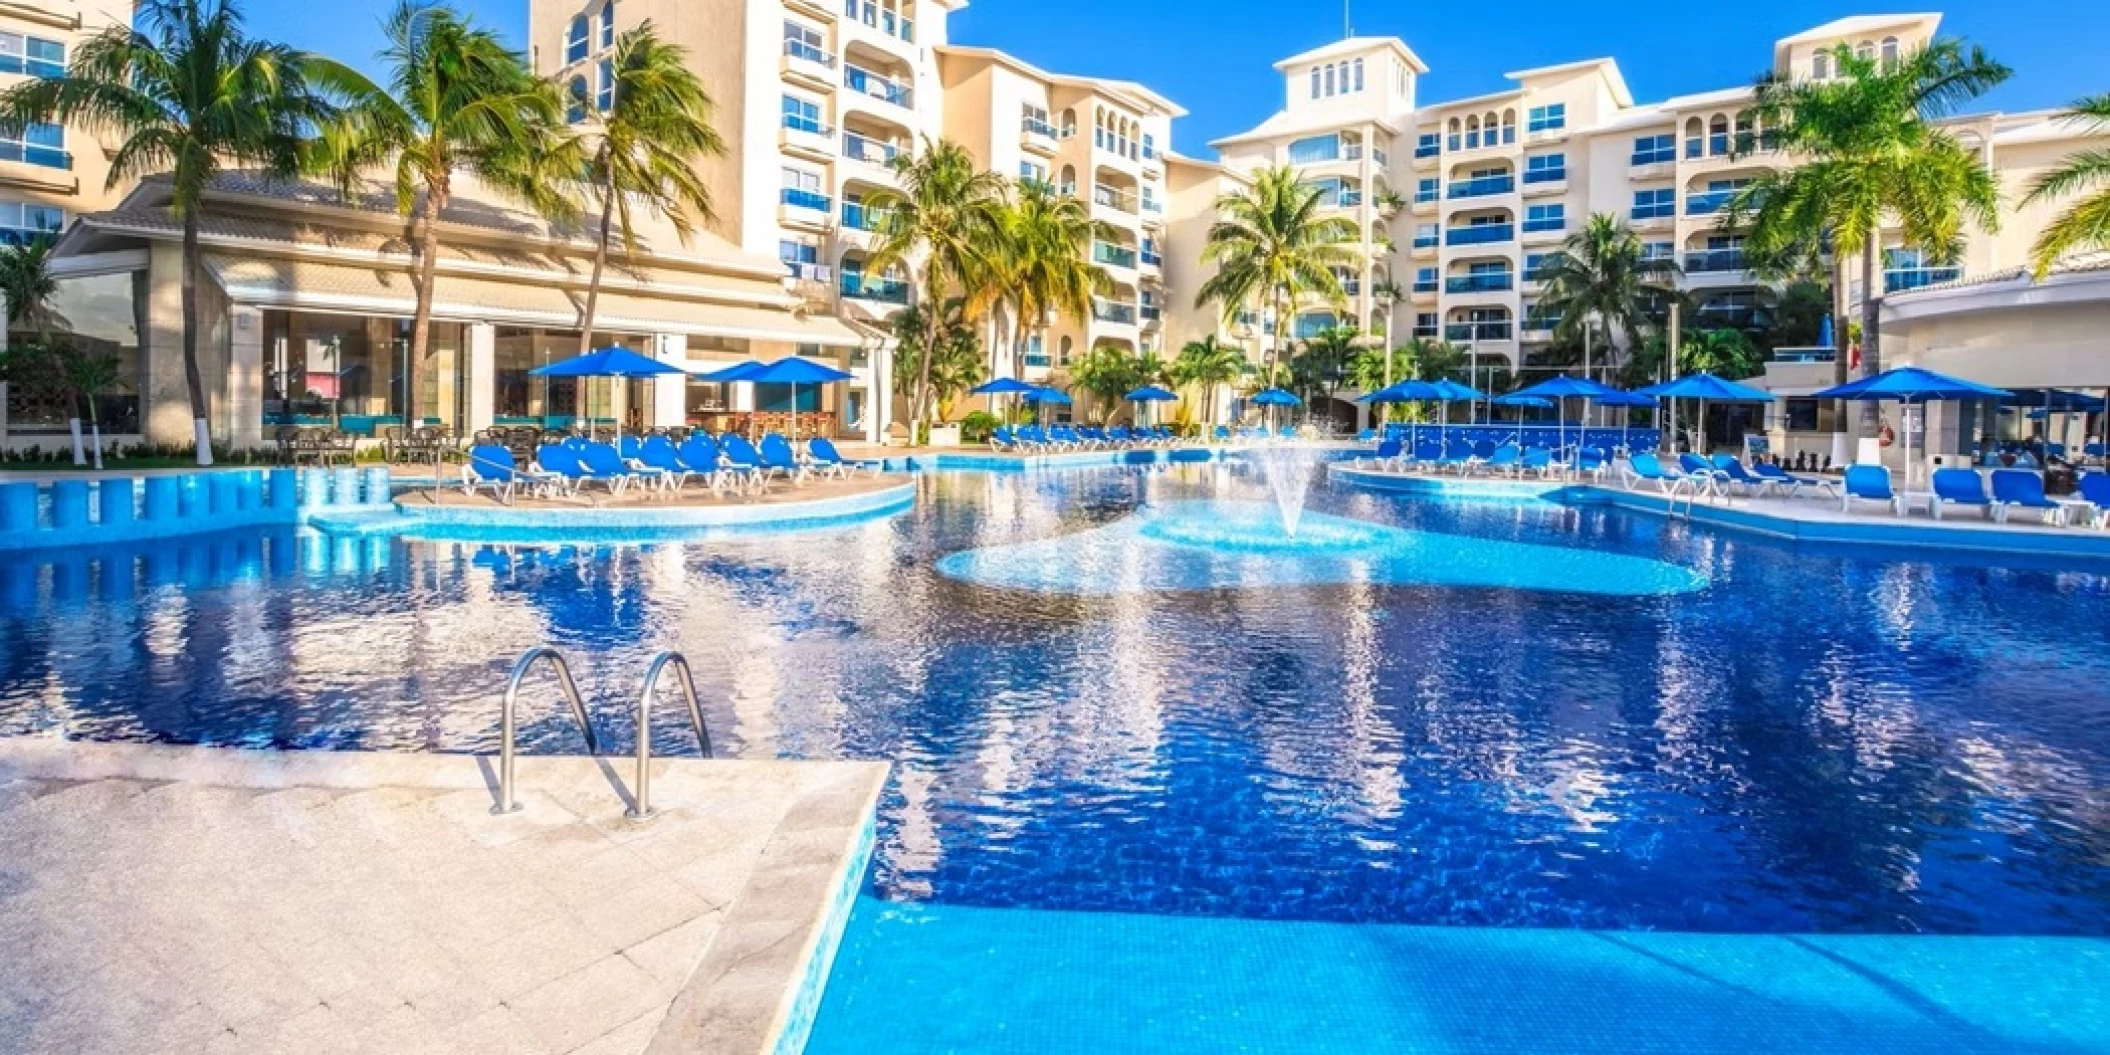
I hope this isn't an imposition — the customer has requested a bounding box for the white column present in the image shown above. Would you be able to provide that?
[465,323,495,434]
[227,305,264,449]
[653,333,688,428]
[868,343,890,444]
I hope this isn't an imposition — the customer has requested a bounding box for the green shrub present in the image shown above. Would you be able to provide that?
[960,411,1000,444]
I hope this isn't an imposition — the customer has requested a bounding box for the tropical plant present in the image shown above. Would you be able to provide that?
[1533,213,1680,382]
[1396,336,1467,382]
[978,177,1112,379]
[1195,164,1361,379]
[0,0,334,464]
[308,0,578,430]
[1757,278,1832,352]
[1726,38,2008,433]
[2023,94,2110,276]
[863,137,1006,436]
[1678,328,1764,379]
[888,296,981,419]
[1069,344,1149,422]
[0,238,57,337]
[1169,336,1246,426]
[1289,325,1359,407]
[564,22,722,353]
[54,344,129,469]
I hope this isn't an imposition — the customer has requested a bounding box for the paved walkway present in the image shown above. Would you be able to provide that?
[0,740,885,1055]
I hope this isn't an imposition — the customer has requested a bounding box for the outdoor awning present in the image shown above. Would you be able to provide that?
[203,256,864,347]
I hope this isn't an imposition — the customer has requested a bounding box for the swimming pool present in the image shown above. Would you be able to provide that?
[3,462,2107,1049]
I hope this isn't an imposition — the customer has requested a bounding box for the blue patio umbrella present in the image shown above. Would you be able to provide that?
[741,356,854,441]
[972,376,1041,427]
[1490,394,1553,407]
[1504,375,1620,458]
[1362,380,1439,448]
[529,345,687,438]
[1595,389,1661,454]
[1812,366,2011,483]
[1636,373,1775,458]
[1022,386,1073,428]
[1817,314,1835,352]
[1124,385,1179,428]
[1248,387,1300,432]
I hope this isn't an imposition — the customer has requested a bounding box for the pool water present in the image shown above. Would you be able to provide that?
[3,463,2107,1049]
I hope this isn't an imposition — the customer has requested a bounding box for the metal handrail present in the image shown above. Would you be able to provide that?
[627,651,713,821]
[493,647,601,815]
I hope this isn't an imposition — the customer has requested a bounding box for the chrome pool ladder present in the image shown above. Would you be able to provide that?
[627,651,714,822]
[493,647,601,814]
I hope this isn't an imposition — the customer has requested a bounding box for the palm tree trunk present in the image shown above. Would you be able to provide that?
[181,213,212,466]
[1831,254,1851,438]
[1858,240,1881,437]
[911,283,937,440]
[577,176,615,356]
[409,178,446,434]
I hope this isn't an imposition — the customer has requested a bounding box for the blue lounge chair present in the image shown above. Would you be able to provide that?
[461,444,534,504]
[579,441,666,494]
[1751,461,1837,499]
[1621,452,1693,495]
[675,434,734,493]
[1928,467,1994,520]
[1677,453,1738,497]
[757,433,810,484]
[634,435,694,492]
[1456,440,1497,476]
[808,437,879,478]
[1518,447,1553,478]
[1575,447,1609,483]
[989,425,1019,452]
[1479,443,1523,477]
[2077,472,2110,528]
[718,433,774,487]
[1708,455,1778,497]
[536,444,626,501]
[1990,469,2061,524]
[1359,438,1403,468]
[1841,464,1899,515]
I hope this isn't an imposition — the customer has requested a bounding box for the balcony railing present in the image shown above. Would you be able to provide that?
[783,40,834,67]
[1684,249,1748,273]
[1445,223,1514,246]
[783,260,832,283]
[1771,347,1837,363]
[1522,167,1566,185]
[841,201,889,231]
[1373,149,1389,167]
[1024,353,1052,368]
[843,64,912,107]
[1338,279,1361,296]
[1630,147,1676,167]
[0,143,70,171]
[1093,184,1138,213]
[1445,321,1514,342]
[1521,216,1565,234]
[1140,305,1162,322]
[1414,187,1438,204]
[1411,323,1440,338]
[1093,299,1137,324]
[1140,247,1163,267]
[0,54,65,80]
[1336,191,1364,208]
[780,187,831,212]
[1447,175,1514,199]
[1093,241,1138,268]
[782,113,832,137]
[1630,203,1675,222]
[841,132,900,166]
[1412,233,1440,249]
[1021,116,1058,139]
[1885,266,1963,293]
[1142,196,1163,215]
[841,272,909,303]
[1445,273,1514,294]
[1686,191,1734,215]
[1415,141,1441,159]
[1411,278,1438,293]
[1695,305,1763,329]
[846,0,914,42]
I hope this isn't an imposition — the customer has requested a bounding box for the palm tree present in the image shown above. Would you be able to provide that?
[2023,95,2110,276]
[0,238,57,338]
[1069,344,1146,423]
[1195,164,1360,380]
[567,22,722,354]
[863,137,1005,439]
[1170,336,1245,426]
[1534,213,1679,383]
[0,0,332,464]
[1291,324,1359,409]
[1727,38,2008,435]
[309,0,577,427]
[979,178,1111,379]
[55,346,129,470]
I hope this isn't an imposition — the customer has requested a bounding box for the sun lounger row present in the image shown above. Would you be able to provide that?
[1866,466,2110,526]
[989,424,1183,452]
[460,433,878,504]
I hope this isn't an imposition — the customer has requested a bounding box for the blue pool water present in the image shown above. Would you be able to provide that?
[3,463,2108,1049]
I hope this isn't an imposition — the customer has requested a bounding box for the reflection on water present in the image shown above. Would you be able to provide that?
[2,467,2108,935]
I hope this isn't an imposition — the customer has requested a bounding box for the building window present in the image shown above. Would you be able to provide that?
[784,21,826,64]
[1880,36,1899,68]
[1631,134,1675,166]
[1324,64,1336,97]
[566,16,588,63]
[1812,51,1831,80]
[1631,188,1674,220]
[0,200,62,246]
[599,2,616,49]
[1310,67,1320,99]
[1526,103,1565,133]
[1142,133,1156,159]
[565,76,588,123]
[1414,177,1438,203]
[1524,153,1565,183]
[0,122,65,170]
[1352,58,1364,93]
[1523,203,1565,233]
[782,95,824,134]
[1641,240,1674,261]
[1415,132,1439,158]
[0,33,65,78]
[1288,134,1340,164]
[780,166,826,210]
[1020,160,1048,186]
[596,60,614,111]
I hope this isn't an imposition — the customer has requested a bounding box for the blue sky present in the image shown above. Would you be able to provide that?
[252,1,2109,155]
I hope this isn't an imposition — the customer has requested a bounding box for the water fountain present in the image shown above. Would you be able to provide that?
[1248,441,1326,537]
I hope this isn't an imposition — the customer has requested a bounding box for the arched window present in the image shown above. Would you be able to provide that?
[1352,58,1364,92]
[1324,64,1336,97]
[1058,335,1074,365]
[1812,50,1831,79]
[1708,114,1730,156]
[1500,108,1516,144]
[1310,67,1320,99]
[1880,36,1899,68]
[1058,164,1076,194]
[1060,108,1077,138]
[596,59,614,110]
[566,16,588,63]
[1855,40,1874,61]
[1465,114,1480,149]
[1683,116,1703,159]
[598,2,615,48]
[566,75,588,123]
[1447,116,1461,152]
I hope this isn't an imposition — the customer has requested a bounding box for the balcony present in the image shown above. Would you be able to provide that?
[1521,216,1565,236]
[1411,232,1440,251]
[841,131,901,168]
[0,142,70,172]
[1885,266,1963,293]
[841,200,889,232]
[1024,353,1052,368]
[1684,248,1748,274]
[843,64,912,108]
[1445,223,1514,247]
[1093,241,1138,269]
[779,186,832,223]
[780,40,836,87]
[1685,190,1733,216]
[840,272,909,304]
[1093,183,1138,215]
[1140,246,1163,267]
[1771,346,1837,363]
[1445,273,1514,294]
[1334,191,1364,208]
[1695,305,1763,329]
[1411,323,1440,339]
[1445,321,1514,342]
[1338,279,1362,296]
[779,114,834,159]
[1093,299,1137,325]
[1020,116,1059,155]
[783,260,833,284]
[1140,304,1162,323]
[844,0,914,43]
[0,52,65,80]
[1521,169,1566,195]
[1447,174,1514,200]
[1414,140,1441,160]
[1411,277,1438,294]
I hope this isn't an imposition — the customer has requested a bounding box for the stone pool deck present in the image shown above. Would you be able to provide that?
[0,740,886,1055]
